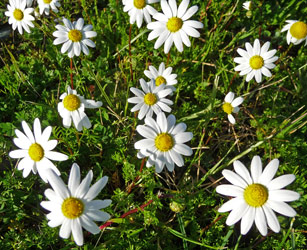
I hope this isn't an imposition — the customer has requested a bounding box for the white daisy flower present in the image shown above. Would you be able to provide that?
[135,112,193,173]
[57,86,102,131]
[5,0,35,35]
[122,0,159,28]
[144,62,177,93]
[147,0,204,53]
[281,20,307,46]
[216,156,300,236]
[222,92,244,125]
[234,39,278,83]
[37,0,61,15]
[128,78,173,120]
[53,18,97,58]
[243,1,251,11]
[41,163,112,246]
[9,118,68,182]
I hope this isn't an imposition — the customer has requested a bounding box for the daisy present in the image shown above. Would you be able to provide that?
[243,1,251,11]
[122,0,159,28]
[128,78,173,120]
[147,0,204,53]
[58,86,102,131]
[41,163,112,246]
[9,118,68,182]
[222,92,243,125]
[144,62,177,92]
[5,0,35,35]
[37,0,61,15]
[281,20,307,46]
[135,112,193,173]
[216,156,300,236]
[234,39,278,83]
[53,18,97,58]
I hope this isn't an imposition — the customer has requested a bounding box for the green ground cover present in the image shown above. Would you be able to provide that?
[0,0,307,249]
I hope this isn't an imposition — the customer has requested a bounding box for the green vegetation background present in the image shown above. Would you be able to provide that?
[0,0,306,249]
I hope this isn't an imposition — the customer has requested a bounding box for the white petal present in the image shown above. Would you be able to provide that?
[224,92,234,103]
[177,0,189,18]
[135,138,155,149]
[87,210,111,221]
[255,208,268,236]
[181,5,198,21]
[262,204,280,233]
[216,184,244,197]
[225,202,248,225]
[45,151,68,161]
[173,144,192,156]
[266,200,297,217]
[269,190,300,202]
[84,176,108,201]
[59,219,72,239]
[80,215,100,234]
[259,159,279,186]
[87,200,112,210]
[222,170,248,188]
[21,121,35,143]
[267,174,296,190]
[72,218,83,246]
[231,97,244,107]
[233,160,253,185]
[240,206,256,235]
[174,132,193,143]
[218,197,244,212]
[45,168,70,199]
[9,149,28,158]
[228,114,236,124]
[136,125,157,139]
[251,155,262,183]
[68,163,81,196]
[75,170,93,198]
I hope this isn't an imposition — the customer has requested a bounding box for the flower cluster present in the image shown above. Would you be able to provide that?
[5,0,303,246]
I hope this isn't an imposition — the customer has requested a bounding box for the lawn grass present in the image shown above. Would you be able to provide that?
[0,0,307,249]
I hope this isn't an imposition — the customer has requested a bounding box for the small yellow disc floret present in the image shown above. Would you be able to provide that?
[43,0,52,3]
[144,93,157,106]
[290,21,307,40]
[13,9,24,21]
[133,0,146,9]
[249,55,264,70]
[68,30,83,42]
[155,76,166,86]
[244,183,268,207]
[167,17,183,33]
[63,94,81,111]
[28,143,44,162]
[61,197,84,219]
[155,133,174,152]
[222,102,233,115]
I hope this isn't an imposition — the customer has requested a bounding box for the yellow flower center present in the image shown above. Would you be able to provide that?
[43,0,52,3]
[61,197,84,219]
[155,133,174,152]
[68,30,83,42]
[167,17,183,33]
[155,76,166,86]
[133,0,146,9]
[243,183,268,207]
[28,143,44,162]
[144,93,157,106]
[63,94,81,111]
[13,9,24,21]
[290,21,307,39]
[249,55,264,70]
[222,102,233,115]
